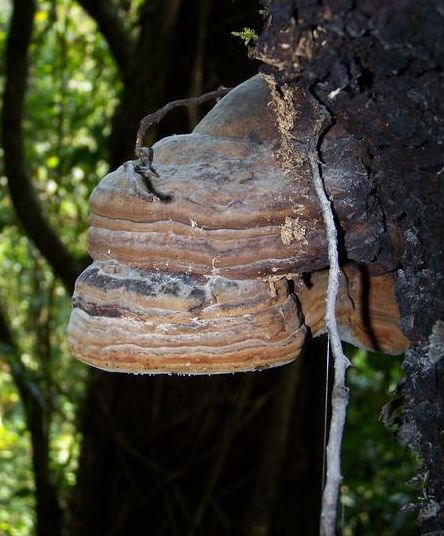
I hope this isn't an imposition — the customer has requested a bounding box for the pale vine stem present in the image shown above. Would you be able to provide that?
[307,151,351,536]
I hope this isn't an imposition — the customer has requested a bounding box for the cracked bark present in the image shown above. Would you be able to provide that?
[257,0,444,532]
[5,0,439,532]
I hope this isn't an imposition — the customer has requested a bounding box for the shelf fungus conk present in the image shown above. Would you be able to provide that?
[68,75,409,374]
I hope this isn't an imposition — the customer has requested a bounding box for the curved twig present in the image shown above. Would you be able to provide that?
[135,87,231,156]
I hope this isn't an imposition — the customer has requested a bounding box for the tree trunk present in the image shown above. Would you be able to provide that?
[69,343,326,536]
[256,0,444,531]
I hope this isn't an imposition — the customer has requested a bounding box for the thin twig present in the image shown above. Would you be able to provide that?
[135,87,231,156]
[308,151,351,536]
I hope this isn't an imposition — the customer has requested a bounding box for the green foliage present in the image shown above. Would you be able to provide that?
[232,27,259,46]
[0,367,34,536]
[340,347,418,534]
[0,227,88,532]
[25,1,120,256]
[0,0,115,532]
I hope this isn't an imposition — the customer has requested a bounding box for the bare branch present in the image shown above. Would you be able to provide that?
[308,151,350,536]
[135,87,231,155]
[76,0,133,73]
[1,0,84,293]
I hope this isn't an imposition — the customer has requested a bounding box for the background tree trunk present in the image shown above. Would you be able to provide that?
[69,3,325,535]
[69,344,326,536]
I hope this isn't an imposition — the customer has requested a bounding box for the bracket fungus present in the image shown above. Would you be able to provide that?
[68,75,409,374]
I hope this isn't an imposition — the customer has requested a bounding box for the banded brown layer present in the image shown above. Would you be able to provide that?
[297,265,409,355]
[68,261,306,374]
[88,129,389,278]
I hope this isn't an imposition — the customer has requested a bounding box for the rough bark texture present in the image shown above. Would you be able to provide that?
[257,0,444,531]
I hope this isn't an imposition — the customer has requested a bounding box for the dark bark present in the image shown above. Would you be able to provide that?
[187,0,212,128]
[7,0,440,533]
[256,0,444,531]
[1,0,84,294]
[0,309,63,536]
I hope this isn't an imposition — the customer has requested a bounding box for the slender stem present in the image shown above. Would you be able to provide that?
[308,152,350,536]
[0,307,62,536]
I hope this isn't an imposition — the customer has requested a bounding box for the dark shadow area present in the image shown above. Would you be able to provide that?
[71,340,327,536]
[357,264,381,352]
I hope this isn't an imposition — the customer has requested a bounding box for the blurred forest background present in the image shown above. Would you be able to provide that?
[0,1,418,534]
